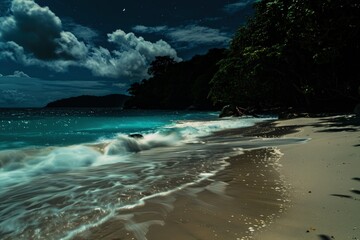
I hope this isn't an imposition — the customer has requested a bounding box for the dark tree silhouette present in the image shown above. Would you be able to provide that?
[209,0,360,112]
[147,56,176,77]
[125,49,226,110]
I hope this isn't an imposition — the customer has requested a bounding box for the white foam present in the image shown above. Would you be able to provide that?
[0,146,101,188]
[0,117,279,192]
[104,130,183,156]
[0,115,278,239]
[171,116,274,141]
[205,181,229,196]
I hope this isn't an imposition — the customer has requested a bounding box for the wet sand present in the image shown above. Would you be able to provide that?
[73,119,297,240]
[75,148,289,240]
[257,115,360,240]
[74,115,360,240]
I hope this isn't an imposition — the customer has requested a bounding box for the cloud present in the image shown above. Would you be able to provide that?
[0,41,75,72]
[132,25,168,34]
[64,21,99,43]
[0,0,86,72]
[108,30,179,59]
[167,25,230,46]
[0,0,60,60]
[0,0,11,15]
[12,70,29,78]
[0,70,30,78]
[133,25,231,48]
[0,89,31,106]
[0,0,179,79]
[223,0,259,14]
[84,30,180,79]
[55,31,88,59]
[113,82,128,89]
[0,0,82,60]
[0,76,114,107]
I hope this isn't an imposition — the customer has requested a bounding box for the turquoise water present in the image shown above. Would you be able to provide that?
[0,109,285,239]
[0,109,217,150]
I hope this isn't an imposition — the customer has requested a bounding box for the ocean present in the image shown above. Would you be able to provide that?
[0,109,304,239]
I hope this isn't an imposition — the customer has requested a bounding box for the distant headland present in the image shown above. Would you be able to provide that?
[45,94,130,108]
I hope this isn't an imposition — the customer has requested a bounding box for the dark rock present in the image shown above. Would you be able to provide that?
[219,105,260,118]
[278,112,310,119]
[129,134,144,139]
[354,103,360,116]
[219,105,241,118]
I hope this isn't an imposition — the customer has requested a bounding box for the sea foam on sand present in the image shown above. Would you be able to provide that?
[73,115,360,240]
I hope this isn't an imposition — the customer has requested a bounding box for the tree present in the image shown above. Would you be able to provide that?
[210,0,360,112]
[147,56,176,77]
[125,49,226,110]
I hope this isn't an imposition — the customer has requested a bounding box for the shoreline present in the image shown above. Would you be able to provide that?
[73,115,360,240]
[74,147,289,240]
[73,119,299,240]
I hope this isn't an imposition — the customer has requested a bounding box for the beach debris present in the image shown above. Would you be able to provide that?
[306,227,317,233]
[278,112,310,119]
[219,105,240,118]
[219,105,259,118]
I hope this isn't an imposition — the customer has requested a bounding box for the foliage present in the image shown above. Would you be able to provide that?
[209,0,360,111]
[125,49,226,110]
[147,56,176,77]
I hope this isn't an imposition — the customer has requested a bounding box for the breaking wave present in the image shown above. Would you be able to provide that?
[0,115,290,239]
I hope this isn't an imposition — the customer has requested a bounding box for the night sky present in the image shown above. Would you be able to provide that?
[0,0,256,107]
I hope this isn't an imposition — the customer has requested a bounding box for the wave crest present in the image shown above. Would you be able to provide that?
[105,130,183,155]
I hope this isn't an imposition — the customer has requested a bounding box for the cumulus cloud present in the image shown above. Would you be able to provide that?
[0,0,60,59]
[0,0,80,60]
[12,70,30,78]
[0,0,86,72]
[55,31,88,59]
[108,30,179,59]
[133,25,231,48]
[223,0,259,14]
[0,70,31,78]
[85,46,148,79]
[83,30,179,79]
[66,22,99,43]
[0,0,179,79]
[0,41,75,72]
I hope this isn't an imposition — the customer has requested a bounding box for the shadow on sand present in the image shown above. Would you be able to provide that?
[331,177,360,201]
[318,234,334,240]
[315,115,360,133]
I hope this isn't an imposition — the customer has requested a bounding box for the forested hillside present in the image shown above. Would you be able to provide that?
[125,49,226,109]
[210,0,360,112]
[127,0,360,113]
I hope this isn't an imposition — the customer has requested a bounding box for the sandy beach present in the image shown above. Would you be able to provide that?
[257,115,360,240]
[74,115,360,240]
